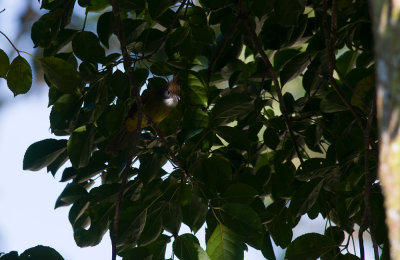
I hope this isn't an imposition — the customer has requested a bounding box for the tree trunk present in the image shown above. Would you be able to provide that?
[370,1,400,258]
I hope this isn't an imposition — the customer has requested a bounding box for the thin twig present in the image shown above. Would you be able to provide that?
[147,118,189,180]
[322,0,365,131]
[206,15,241,84]
[359,221,366,260]
[110,0,144,259]
[140,0,187,60]
[241,10,304,165]
[0,31,20,54]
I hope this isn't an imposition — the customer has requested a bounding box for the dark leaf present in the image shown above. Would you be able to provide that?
[40,57,81,94]
[320,91,348,113]
[162,201,183,234]
[55,183,88,208]
[72,31,105,63]
[211,93,253,125]
[285,233,337,260]
[67,125,95,168]
[206,224,246,260]
[264,128,280,150]
[280,51,316,86]
[97,12,114,48]
[173,234,210,260]
[23,139,67,171]
[221,203,263,241]
[20,245,64,260]
[7,56,32,95]
[223,183,258,204]
[0,49,10,78]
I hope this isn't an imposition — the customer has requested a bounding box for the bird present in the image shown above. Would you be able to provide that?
[106,75,180,154]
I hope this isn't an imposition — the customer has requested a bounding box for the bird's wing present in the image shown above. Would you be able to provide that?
[127,89,151,117]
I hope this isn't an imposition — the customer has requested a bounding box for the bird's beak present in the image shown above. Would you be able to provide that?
[173,95,180,102]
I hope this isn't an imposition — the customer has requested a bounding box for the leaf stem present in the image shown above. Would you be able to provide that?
[0,30,20,54]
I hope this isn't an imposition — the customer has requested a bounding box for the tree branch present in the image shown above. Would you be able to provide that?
[358,220,365,260]
[206,15,241,84]
[322,0,365,131]
[111,0,144,259]
[139,0,187,61]
[241,13,304,165]
[147,117,189,181]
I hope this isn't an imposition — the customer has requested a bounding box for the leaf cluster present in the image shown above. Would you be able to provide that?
[19,0,386,259]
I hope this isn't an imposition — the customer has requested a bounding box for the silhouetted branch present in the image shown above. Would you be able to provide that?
[322,0,364,131]
[241,10,304,165]
[139,0,187,61]
[206,15,241,83]
[147,117,189,180]
[110,0,144,259]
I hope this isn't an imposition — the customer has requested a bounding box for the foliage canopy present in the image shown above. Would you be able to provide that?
[0,0,386,259]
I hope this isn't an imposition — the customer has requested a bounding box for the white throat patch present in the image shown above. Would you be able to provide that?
[164,97,177,107]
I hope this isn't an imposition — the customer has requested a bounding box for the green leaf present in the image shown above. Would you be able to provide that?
[138,209,163,246]
[0,251,19,259]
[148,0,172,18]
[7,56,32,95]
[186,73,208,106]
[20,245,64,260]
[351,74,375,111]
[263,128,280,150]
[274,48,301,72]
[173,234,210,260]
[269,218,293,248]
[167,26,191,48]
[325,226,345,245]
[40,57,81,94]
[221,203,263,237]
[55,183,88,208]
[87,0,109,12]
[206,224,246,260]
[216,126,250,150]
[192,25,215,45]
[97,12,114,48]
[47,150,69,176]
[280,51,316,86]
[162,201,183,234]
[74,202,112,247]
[211,93,253,125]
[122,234,170,260]
[223,183,258,204]
[69,199,90,226]
[285,233,337,260]
[320,91,348,113]
[336,50,358,75]
[289,179,324,217]
[23,139,67,171]
[49,93,82,135]
[72,31,105,63]
[274,0,306,26]
[199,0,230,9]
[117,206,147,247]
[67,125,95,168]
[183,194,208,233]
[0,49,10,78]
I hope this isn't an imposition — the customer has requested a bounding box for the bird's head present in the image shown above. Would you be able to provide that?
[165,74,180,104]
